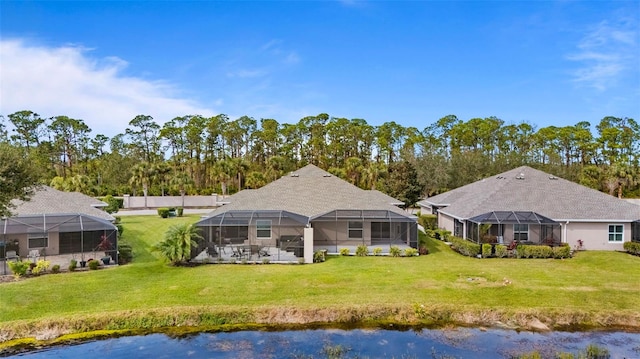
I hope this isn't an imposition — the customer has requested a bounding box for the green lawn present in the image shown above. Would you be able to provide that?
[1,215,639,336]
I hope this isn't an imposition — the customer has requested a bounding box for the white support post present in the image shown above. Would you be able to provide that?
[304,227,314,264]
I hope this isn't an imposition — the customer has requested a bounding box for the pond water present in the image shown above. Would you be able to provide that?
[9,328,640,358]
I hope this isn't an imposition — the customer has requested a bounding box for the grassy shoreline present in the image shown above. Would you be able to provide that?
[1,215,639,350]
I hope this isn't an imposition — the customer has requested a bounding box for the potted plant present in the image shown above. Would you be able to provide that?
[96,235,113,265]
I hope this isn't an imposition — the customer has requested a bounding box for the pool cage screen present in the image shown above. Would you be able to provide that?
[310,209,418,253]
[0,213,118,274]
[194,210,310,262]
[465,211,560,244]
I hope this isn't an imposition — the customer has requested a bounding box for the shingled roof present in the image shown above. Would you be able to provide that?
[207,164,412,219]
[11,186,114,221]
[419,166,640,222]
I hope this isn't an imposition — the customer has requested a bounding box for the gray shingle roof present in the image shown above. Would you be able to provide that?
[207,164,413,219]
[11,186,115,221]
[418,166,640,222]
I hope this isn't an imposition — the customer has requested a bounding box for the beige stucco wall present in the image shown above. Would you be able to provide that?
[564,222,629,251]
[438,214,455,234]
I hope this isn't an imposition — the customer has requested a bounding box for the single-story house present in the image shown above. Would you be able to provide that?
[0,186,118,274]
[195,164,418,263]
[418,166,640,251]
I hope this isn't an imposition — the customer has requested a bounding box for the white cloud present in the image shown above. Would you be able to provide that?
[0,39,216,137]
[566,19,639,91]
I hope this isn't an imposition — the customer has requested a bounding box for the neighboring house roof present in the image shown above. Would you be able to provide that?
[207,164,413,219]
[418,166,640,222]
[11,186,115,221]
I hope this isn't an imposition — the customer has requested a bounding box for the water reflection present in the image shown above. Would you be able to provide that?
[12,328,640,358]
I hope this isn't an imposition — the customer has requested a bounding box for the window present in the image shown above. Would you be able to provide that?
[256,220,271,239]
[348,221,363,239]
[454,219,463,238]
[608,224,623,242]
[513,224,528,241]
[371,222,390,240]
[28,234,48,248]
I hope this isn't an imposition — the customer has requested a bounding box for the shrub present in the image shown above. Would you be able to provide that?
[417,214,437,230]
[418,246,429,255]
[355,245,368,257]
[51,264,61,273]
[177,207,184,217]
[157,208,170,218]
[88,259,100,270]
[339,248,350,256]
[623,241,640,255]
[389,246,402,257]
[372,247,383,256]
[553,244,571,259]
[68,259,77,271]
[516,244,527,258]
[8,260,30,278]
[31,259,50,275]
[102,195,122,214]
[262,258,270,264]
[313,250,326,263]
[482,244,492,258]
[116,223,124,236]
[118,242,133,264]
[404,248,418,257]
[494,244,508,258]
[449,237,481,257]
[435,229,452,241]
[523,245,553,259]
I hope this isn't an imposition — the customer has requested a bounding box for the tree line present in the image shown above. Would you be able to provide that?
[1,111,638,208]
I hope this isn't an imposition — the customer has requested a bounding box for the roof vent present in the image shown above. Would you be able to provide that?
[496,175,505,179]
[323,174,332,177]
[290,173,299,177]
[549,175,558,180]
[515,172,525,180]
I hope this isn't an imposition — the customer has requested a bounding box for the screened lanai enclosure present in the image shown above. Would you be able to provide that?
[310,209,418,254]
[194,210,309,262]
[194,209,418,262]
[0,213,118,275]
[464,211,561,245]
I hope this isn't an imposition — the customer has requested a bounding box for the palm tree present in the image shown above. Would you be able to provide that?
[153,223,202,265]
[129,162,153,207]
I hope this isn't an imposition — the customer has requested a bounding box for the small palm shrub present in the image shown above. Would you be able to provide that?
[339,248,350,256]
[355,245,368,256]
[68,259,77,271]
[153,223,203,265]
[372,247,382,256]
[404,248,418,257]
[389,246,402,257]
[51,264,61,273]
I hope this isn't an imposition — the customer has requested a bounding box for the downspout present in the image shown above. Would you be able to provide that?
[563,221,569,244]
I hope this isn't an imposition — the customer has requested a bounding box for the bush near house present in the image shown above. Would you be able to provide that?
[495,244,508,258]
[552,244,571,259]
[157,208,170,218]
[623,241,640,255]
[482,244,492,258]
[449,237,481,257]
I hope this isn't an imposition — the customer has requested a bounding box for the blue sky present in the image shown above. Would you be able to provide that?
[1,1,638,137]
